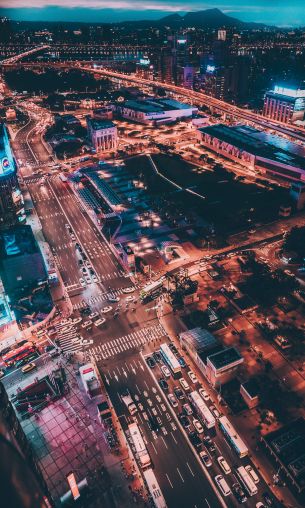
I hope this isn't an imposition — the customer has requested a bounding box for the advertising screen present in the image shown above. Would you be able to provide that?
[0,124,15,177]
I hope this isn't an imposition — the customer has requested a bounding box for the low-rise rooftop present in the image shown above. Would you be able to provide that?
[123,97,194,114]
[87,117,116,130]
[199,124,305,170]
[207,347,243,371]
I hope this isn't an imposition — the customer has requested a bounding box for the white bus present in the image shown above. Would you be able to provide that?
[59,172,68,182]
[140,278,164,303]
[143,469,167,508]
[236,466,258,497]
[128,423,151,469]
[160,343,181,378]
[189,391,215,429]
[218,416,248,458]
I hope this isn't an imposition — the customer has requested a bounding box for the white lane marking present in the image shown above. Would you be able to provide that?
[161,436,168,449]
[187,462,195,477]
[205,500,211,508]
[166,474,174,489]
[135,384,141,394]
[176,467,184,483]
[171,432,178,444]
[151,441,158,455]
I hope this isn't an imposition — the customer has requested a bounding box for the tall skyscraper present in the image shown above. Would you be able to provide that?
[0,123,25,229]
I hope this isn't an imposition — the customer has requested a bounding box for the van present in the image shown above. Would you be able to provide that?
[179,378,190,392]
[215,475,231,497]
[217,456,231,474]
[245,465,259,484]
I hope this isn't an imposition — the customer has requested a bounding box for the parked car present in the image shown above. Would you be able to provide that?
[161,365,171,378]
[198,387,210,401]
[217,456,231,474]
[199,449,212,467]
[146,357,156,369]
[168,394,178,408]
[159,378,168,391]
[232,482,247,504]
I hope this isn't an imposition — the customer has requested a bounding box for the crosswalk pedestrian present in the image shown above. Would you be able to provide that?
[54,322,86,353]
[72,286,136,310]
[88,323,166,361]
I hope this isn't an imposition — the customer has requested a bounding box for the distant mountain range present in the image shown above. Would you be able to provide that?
[119,8,268,29]
[5,8,271,30]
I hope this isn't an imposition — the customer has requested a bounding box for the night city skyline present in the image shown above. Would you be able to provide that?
[0,1,305,26]
[1,3,305,508]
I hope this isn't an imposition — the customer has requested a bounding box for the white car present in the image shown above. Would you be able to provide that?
[193,419,204,434]
[209,405,221,419]
[85,275,92,285]
[101,306,112,314]
[168,393,178,407]
[108,295,120,303]
[122,286,135,294]
[95,318,106,327]
[89,312,99,320]
[199,387,210,401]
[79,278,86,287]
[160,404,166,412]
[245,465,259,484]
[147,398,153,407]
[125,295,134,302]
[142,412,148,421]
[188,370,198,384]
[217,456,231,475]
[65,224,70,229]
[85,261,91,268]
[91,275,98,283]
[161,365,171,378]
[138,403,144,411]
[81,320,92,328]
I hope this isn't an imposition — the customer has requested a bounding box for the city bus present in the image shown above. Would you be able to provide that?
[2,343,37,367]
[140,278,164,303]
[189,390,215,429]
[236,466,258,497]
[218,416,248,458]
[128,423,151,469]
[143,469,167,508]
[159,343,181,378]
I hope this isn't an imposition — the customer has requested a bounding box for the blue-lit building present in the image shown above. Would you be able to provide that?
[0,123,25,229]
[263,85,305,124]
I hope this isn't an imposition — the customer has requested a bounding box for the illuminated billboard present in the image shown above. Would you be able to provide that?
[0,124,16,177]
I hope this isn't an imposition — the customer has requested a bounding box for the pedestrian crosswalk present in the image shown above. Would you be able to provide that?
[88,323,166,361]
[54,322,88,353]
[72,287,136,310]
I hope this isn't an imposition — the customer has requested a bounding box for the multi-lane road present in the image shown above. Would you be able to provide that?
[8,93,286,508]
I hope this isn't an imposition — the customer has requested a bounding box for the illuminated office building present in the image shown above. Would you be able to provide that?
[263,85,305,123]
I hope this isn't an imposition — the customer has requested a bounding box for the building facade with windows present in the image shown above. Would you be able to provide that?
[86,117,118,152]
[263,85,305,123]
[197,123,305,183]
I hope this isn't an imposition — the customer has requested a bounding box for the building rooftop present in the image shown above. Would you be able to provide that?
[199,124,305,170]
[265,91,300,103]
[87,118,116,130]
[179,327,218,353]
[0,225,39,259]
[207,347,243,371]
[263,418,305,491]
[124,98,194,114]
[241,379,260,399]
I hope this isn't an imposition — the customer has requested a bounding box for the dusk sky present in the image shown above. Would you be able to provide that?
[0,1,304,27]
